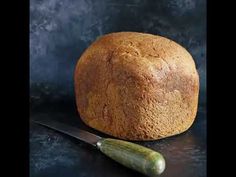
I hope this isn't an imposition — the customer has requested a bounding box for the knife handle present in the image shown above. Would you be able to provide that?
[96,138,165,176]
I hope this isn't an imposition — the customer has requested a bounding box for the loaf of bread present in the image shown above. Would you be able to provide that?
[74,32,199,141]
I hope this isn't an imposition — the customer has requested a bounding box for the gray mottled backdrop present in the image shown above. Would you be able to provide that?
[30,0,206,107]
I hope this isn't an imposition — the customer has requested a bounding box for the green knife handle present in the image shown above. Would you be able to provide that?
[96,138,165,176]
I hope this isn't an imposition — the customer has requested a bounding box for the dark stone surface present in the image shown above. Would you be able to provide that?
[30,102,206,177]
[30,0,206,176]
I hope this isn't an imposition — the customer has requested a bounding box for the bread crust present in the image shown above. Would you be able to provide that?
[74,32,199,140]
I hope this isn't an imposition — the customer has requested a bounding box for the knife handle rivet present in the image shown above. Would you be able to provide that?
[96,140,102,148]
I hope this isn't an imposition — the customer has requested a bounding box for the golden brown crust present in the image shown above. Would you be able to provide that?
[74,32,199,141]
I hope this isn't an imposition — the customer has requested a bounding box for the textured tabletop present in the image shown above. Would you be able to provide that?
[30,102,206,177]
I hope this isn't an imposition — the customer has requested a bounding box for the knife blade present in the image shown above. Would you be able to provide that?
[33,119,102,146]
[33,119,166,176]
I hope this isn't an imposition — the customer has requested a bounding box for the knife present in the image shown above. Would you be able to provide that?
[33,119,166,176]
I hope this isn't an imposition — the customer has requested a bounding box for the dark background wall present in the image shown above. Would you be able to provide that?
[30,0,206,108]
